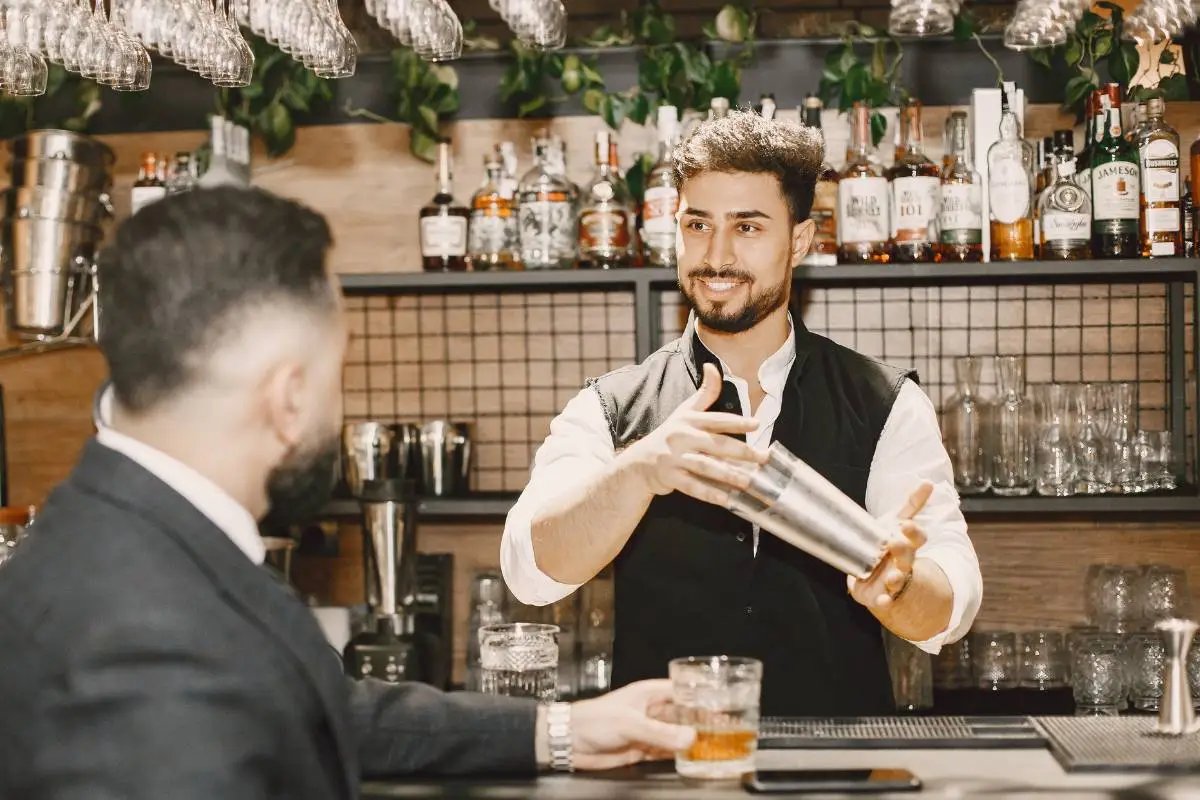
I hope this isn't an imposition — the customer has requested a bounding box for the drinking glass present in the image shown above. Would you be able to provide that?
[478,623,559,701]
[1020,630,1067,689]
[933,637,973,690]
[1066,624,1100,685]
[991,356,1034,496]
[1091,565,1141,633]
[1072,633,1127,714]
[1127,631,1167,711]
[1135,565,1191,627]
[1107,383,1140,494]
[669,656,762,780]
[1135,430,1176,492]
[1073,383,1110,494]
[972,631,1018,690]
[942,356,991,495]
[1033,384,1076,496]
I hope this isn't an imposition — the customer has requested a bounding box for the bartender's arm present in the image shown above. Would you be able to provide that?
[848,380,984,650]
[503,364,760,598]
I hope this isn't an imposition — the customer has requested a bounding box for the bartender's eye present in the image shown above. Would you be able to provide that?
[685,219,711,233]
[737,222,759,234]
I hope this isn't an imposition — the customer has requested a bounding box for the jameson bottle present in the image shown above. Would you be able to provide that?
[801,94,838,265]
[1091,87,1141,259]
[886,99,940,263]
[937,111,983,263]
[837,103,890,264]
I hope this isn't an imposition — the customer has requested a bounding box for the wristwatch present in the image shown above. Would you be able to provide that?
[546,702,574,772]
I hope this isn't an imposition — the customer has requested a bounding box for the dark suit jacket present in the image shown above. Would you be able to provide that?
[0,441,538,799]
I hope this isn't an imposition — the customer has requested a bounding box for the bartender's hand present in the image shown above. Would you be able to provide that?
[537,680,696,770]
[847,481,932,610]
[626,362,767,507]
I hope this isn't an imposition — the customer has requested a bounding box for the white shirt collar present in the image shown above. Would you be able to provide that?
[93,385,266,566]
[694,312,797,397]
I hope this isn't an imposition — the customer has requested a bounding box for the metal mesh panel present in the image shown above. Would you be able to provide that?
[1035,716,1200,772]
[342,291,636,492]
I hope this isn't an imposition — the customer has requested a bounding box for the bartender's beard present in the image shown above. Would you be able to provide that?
[259,426,340,530]
[679,266,791,334]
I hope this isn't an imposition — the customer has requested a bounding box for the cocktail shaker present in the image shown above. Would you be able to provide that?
[725,442,891,579]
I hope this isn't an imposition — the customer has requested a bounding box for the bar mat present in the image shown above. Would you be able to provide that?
[1035,716,1200,773]
[758,715,1045,750]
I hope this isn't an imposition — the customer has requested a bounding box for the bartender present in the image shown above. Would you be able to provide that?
[501,111,982,717]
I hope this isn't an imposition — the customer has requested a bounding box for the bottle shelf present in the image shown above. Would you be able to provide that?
[339,258,1200,296]
[318,487,1200,524]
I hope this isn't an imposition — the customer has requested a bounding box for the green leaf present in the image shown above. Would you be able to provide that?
[952,11,976,43]
[240,82,265,100]
[710,59,740,100]
[418,104,440,133]
[1093,32,1113,59]
[259,102,294,157]
[1077,11,1102,34]
[843,63,869,103]
[676,42,712,84]
[517,95,547,117]
[580,59,604,87]
[1110,40,1140,85]
[1028,47,1053,69]
[411,129,438,162]
[1161,48,1177,65]
[628,92,651,125]
[1064,74,1095,110]
[1157,73,1190,100]
[869,111,887,148]
[600,92,627,130]
[582,87,606,114]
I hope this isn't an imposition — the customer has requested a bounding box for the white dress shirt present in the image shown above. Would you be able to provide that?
[93,384,265,565]
[501,318,983,654]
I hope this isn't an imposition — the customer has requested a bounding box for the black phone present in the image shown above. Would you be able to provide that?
[743,768,921,794]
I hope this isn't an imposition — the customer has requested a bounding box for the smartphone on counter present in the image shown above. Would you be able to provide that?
[743,768,921,794]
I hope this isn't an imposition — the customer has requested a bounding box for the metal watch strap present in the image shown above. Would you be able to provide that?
[546,701,574,772]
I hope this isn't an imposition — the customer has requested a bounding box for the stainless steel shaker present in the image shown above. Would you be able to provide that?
[419,421,472,497]
[726,442,891,579]
[341,422,395,497]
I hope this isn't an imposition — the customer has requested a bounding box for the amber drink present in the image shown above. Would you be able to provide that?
[670,656,762,780]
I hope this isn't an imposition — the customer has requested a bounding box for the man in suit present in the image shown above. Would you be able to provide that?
[0,187,695,799]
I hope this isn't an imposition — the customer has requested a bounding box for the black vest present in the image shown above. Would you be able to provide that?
[588,313,915,717]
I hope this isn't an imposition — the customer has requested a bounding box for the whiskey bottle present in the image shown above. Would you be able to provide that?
[496,141,519,200]
[1075,91,1100,203]
[1138,97,1182,258]
[1039,152,1092,260]
[1091,89,1141,259]
[837,103,890,264]
[517,135,577,269]
[886,99,939,262]
[756,93,777,120]
[578,130,634,269]
[467,155,520,270]
[643,105,681,269]
[419,140,470,272]
[937,111,983,263]
[801,95,839,266]
[986,88,1036,261]
[1184,177,1195,258]
[709,97,730,120]
[131,152,166,214]
[166,152,197,195]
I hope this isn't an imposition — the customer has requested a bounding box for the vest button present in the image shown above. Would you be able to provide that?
[723,401,736,411]
[736,532,746,542]
[744,605,753,615]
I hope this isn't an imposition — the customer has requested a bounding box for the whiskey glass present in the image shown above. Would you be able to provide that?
[1135,565,1191,627]
[972,630,1018,691]
[669,656,762,780]
[1073,633,1127,714]
[1020,630,1067,690]
[1127,631,1167,712]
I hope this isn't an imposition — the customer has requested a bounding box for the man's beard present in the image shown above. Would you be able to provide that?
[679,267,791,333]
[259,430,341,531]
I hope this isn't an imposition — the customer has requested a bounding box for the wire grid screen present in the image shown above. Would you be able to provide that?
[342,291,637,492]
[659,283,1197,482]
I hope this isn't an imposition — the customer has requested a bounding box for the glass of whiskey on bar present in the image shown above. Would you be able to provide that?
[669,655,762,780]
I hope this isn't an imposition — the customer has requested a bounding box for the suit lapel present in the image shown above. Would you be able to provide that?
[68,441,358,798]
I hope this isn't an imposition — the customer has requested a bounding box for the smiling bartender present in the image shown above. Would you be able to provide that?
[501,111,983,717]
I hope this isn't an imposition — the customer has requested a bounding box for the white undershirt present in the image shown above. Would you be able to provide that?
[500,316,983,654]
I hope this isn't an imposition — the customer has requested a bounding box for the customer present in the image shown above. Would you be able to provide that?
[0,188,695,800]
[501,110,983,717]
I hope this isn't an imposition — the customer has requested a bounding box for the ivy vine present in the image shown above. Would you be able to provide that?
[498,44,605,119]
[0,63,102,140]
[816,24,905,148]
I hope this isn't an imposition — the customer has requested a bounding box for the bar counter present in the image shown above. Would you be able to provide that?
[362,742,1200,799]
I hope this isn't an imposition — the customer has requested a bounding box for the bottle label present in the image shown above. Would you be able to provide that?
[131,185,166,215]
[937,183,983,244]
[891,176,939,242]
[420,215,468,257]
[1076,167,1092,204]
[1141,139,1180,204]
[1042,211,1090,242]
[1146,206,1180,234]
[468,209,518,258]
[1091,162,1141,221]
[579,208,632,254]
[988,161,1031,224]
[1185,205,1194,243]
[642,186,679,236]
[837,176,889,245]
[811,179,838,248]
[518,192,576,266]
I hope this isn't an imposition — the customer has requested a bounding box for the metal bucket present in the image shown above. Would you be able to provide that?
[5,130,115,173]
[1,217,100,338]
[5,157,112,194]
[1,187,111,226]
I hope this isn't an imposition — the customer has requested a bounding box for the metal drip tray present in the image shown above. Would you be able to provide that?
[758,715,1045,750]
[1035,716,1200,773]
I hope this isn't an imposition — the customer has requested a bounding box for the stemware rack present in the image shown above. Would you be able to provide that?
[328,258,1200,523]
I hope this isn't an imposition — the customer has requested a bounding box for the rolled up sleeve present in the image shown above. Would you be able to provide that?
[500,386,616,607]
[865,379,983,654]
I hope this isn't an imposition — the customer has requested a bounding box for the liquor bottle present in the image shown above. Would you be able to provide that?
[1075,92,1099,203]
[1039,151,1092,260]
[643,105,680,269]
[166,152,197,195]
[1091,89,1141,259]
[198,116,243,188]
[986,88,1036,261]
[467,155,520,270]
[942,114,955,172]
[756,93,777,120]
[496,141,519,200]
[886,99,939,263]
[1184,177,1195,258]
[1138,97,1182,258]
[419,140,470,272]
[1054,130,1074,166]
[1130,102,1148,146]
[937,110,983,263]
[1038,137,1054,193]
[709,97,730,120]
[518,135,577,270]
[801,95,839,266]
[578,130,634,269]
[131,152,166,214]
[837,103,890,264]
